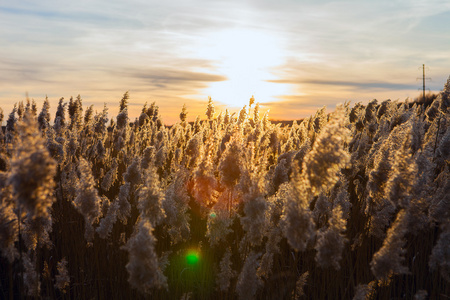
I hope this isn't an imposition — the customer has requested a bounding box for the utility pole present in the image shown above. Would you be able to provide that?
[422,64,426,100]
[418,64,431,100]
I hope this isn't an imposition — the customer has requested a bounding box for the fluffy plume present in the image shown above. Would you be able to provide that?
[124,219,167,293]
[37,96,51,131]
[21,214,53,251]
[8,113,57,220]
[23,252,41,297]
[257,227,282,279]
[141,146,155,170]
[241,195,268,247]
[370,210,409,280]
[352,283,376,300]
[282,175,315,252]
[191,150,218,209]
[124,158,142,185]
[429,223,450,282]
[206,209,232,247]
[185,132,203,169]
[163,171,190,245]
[216,247,235,291]
[101,159,118,192]
[0,186,19,262]
[74,158,102,241]
[429,170,450,224]
[293,271,309,299]
[138,166,166,226]
[333,178,351,219]
[117,182,131,224]
[236,252,261,300]
[385,125,417,208]
[96,199,119,239]
[0,107,4,125]
[315,205,347,270]
[55,258,70,293]
[206,96,215,120]
[218,134,243,188]
[438,125,450,162]
[7,113,56,251]
[365,119,414,237]
[302,105,350,195]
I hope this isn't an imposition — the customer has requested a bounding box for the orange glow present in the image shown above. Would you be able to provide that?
[188,175,218,209]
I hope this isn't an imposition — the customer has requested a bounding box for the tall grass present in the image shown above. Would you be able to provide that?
[0,79,450,299]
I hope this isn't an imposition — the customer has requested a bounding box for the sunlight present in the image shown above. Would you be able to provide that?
[196,28,292,108]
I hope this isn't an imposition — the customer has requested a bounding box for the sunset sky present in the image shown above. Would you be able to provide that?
[1,0,450,124]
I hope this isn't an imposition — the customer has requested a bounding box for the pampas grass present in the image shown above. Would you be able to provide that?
[0,78,450,299]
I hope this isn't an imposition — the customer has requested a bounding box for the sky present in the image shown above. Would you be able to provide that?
[1,0,450,124]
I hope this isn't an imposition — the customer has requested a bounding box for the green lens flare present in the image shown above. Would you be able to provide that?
[210,212,216,218]
[186,250,200,265]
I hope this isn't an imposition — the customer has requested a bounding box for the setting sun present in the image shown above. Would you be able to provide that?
[196,28,292,108]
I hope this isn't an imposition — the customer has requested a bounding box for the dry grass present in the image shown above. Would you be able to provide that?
[0,81,450,299]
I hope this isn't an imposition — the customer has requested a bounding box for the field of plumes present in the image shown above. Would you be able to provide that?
[1,79,450,299]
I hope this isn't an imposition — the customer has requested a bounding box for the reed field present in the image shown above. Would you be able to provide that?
[0,79,450,299]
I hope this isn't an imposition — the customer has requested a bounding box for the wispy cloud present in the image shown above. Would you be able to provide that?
[268,79,418,91]
[121,68,226,86]
[0,5,123,24]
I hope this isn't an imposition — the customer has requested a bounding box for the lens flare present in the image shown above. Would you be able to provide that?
[186,250,200,265]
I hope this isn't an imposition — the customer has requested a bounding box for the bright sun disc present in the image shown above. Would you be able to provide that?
[196,28,291,108]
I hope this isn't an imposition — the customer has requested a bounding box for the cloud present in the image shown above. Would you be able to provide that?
[122,68,227,85]
[0,5,122,24]
[268,79,418,91]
